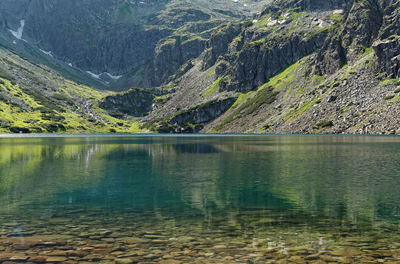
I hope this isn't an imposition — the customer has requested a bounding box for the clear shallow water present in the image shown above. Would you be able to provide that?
[0,135,399,263]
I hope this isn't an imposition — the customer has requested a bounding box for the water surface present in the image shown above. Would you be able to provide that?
[0,135,399,263]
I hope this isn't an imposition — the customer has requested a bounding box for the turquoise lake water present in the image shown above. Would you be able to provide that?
[0,135,399,263]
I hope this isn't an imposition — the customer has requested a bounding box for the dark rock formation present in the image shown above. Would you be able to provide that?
[153,36,206,85]
[171,98,236,125]
[373,35,400,78]
[148,97,236,133]
[315,0,383,75]
[202,23,245,70]
[99,88,155,117]
[220,32,327,92]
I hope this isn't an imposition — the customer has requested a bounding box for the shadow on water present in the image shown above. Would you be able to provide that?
[173,143,220,154]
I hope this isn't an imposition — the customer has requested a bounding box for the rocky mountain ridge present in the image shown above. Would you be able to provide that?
[0,0,400,134]
[0,0,268,89]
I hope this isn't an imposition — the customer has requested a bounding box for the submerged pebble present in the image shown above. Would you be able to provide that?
[0,208,399,263]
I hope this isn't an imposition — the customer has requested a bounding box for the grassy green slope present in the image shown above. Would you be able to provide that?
[0,48,143,134]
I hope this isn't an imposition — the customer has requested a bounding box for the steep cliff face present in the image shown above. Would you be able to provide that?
[201,1,346,93]
[153,36,207,85]
[373,36,400,79]
[202,23,246,70]
[373,3,400,79]
[314,0,383,75]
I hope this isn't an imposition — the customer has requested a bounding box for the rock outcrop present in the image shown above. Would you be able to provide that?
[373,35,400,78]
[99,88,156,117]
[219,32,327,92]
[202,23,245,70]
[146,98,236,133]
[153,36,206,85]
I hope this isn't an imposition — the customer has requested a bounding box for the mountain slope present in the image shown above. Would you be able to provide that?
[137,0,400,134]
[0,47,142,133]
[0,0,400,134]
[0,0,270,90]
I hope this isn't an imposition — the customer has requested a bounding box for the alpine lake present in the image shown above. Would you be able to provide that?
[0,135,399,264]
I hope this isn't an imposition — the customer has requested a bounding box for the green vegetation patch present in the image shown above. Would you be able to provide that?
[161,38,177,48]
[240,86,278,114]
[285,97,321,122]
[383,35,399,42]
[0,48,145,134]
[311,75,325,85]
[202,78,221,97]
[246,38,265,47]
[330,13,344,23]
[231,91,254,108]
[182,36,207,45]
[363,47,372,55]
[380,79,399,86]
[232,35,242,44]
[207,70,216,76]
[264,60,303,91]
[216,86,277,131]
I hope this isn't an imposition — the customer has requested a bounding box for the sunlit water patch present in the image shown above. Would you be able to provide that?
[0,135,399,263]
